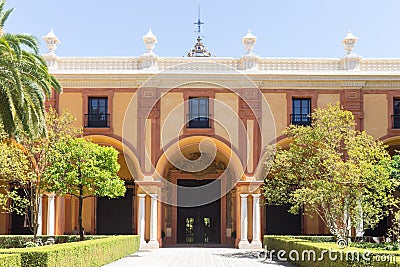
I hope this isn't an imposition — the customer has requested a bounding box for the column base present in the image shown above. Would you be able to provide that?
[250,240,262,249]
[238,240,250,249]
[147,240,160,249]
[139,240,147,250]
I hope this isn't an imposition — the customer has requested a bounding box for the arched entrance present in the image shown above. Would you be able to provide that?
[155,136,243,247]
[84,135,140,235]
[260,137,303,235]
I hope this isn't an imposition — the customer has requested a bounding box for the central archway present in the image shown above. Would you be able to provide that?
[155,136,243,247]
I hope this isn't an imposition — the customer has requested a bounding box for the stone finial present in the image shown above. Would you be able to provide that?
[42,29,60,55]
[242,29,257,55]
[342,30,358,57]
[143,29,157,55]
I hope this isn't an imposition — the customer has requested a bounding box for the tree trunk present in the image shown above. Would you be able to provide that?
[78,185,84,241]
[31,186,39,241]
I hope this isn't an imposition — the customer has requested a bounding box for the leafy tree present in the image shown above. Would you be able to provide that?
[388,155,400,242]
[44,138,126,240]
[0,109,81,239]
[264,103,398,241]
[19,109,81,239]
[0,137,32,214]
[0,0,61,139]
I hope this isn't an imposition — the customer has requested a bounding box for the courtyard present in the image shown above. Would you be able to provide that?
[104,248,293,267]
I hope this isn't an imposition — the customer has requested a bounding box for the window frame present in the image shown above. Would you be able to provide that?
[87,97,110,128]
[291,98,312,126]
[392,97,400,129]
[286,92,317,128]
[188,97,210,128]
[182,90,215,135]
[82,89,113,133]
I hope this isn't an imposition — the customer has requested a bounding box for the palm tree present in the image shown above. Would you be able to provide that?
[0,0,61,139]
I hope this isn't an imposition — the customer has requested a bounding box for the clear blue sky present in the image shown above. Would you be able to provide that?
[5,0,400,58]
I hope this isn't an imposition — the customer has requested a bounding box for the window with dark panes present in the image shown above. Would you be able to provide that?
[188,97,210,128]
[86,97,109,127]
[393,98,400,128]
[291,98,311,126]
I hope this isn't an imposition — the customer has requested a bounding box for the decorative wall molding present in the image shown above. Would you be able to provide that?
[47,56,400,74]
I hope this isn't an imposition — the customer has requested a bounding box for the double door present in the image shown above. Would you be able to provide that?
[177,179,221,244]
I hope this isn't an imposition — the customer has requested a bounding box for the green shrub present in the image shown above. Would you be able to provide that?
[292,235,335,243]
[350,242,400,251]
[23,242,37,248]
[0,235,139,267]
[0,254,21,267]
[264,235,400,266]
[0,235,103,249]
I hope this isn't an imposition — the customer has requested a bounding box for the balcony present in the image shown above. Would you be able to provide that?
[392,115,400,129]
[290,114,311,126]
[186,114,211,128]
[84,114,110,128]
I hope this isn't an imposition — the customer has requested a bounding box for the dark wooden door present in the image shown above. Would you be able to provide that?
[96,186,133,234]
[266,204,302,235]
[177,179,221,244]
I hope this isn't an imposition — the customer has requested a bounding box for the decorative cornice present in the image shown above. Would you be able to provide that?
[56,79,400,91]
[53,71,400,90]
[45,56,400,74]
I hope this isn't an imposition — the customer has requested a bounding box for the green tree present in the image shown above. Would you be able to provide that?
[264,103,398,241]
[0,137,32,214]
[0,0,61,139]
[19,108,81,239]
[44,138,126,240]
[388,155,400,242]
[0,109,81,239]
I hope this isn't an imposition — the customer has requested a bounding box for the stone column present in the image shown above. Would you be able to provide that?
[47,193,55,236]
[137,194,146,247]
[251,194,262,249]
[238,194,250,249]
[148,194,159,248]
[37,195,43,236]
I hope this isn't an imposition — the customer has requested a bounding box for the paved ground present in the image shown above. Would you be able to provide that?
[104,248,293,267]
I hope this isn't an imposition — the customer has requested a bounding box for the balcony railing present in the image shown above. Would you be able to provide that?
[290,114,311,126]
[84,114,110,128]
[392,115,400,129]
[186,114,211,128]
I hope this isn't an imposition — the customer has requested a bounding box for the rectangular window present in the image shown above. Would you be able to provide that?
[188,97,210,128]
[393,98,400,129]
[86,97,109,127]
[291,98,311,126]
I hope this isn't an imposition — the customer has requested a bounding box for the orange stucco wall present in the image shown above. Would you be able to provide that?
[58,92,83,128]
[317,94,340,108]
[364,94,388,139]
[215,93,239,149]
[113,92,136,138]
[263,93,286,142]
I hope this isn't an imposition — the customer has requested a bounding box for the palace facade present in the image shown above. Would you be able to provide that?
[1,29,400,249]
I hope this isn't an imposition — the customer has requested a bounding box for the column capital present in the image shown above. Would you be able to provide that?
[252,193,261,198]
[150,193,158,199]
[240,194,249,199]
[137,194,147,198]
[47,193,56,199]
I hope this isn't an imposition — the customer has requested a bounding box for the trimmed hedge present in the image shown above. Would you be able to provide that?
[0,235,103,249]
[0,254,21,267]
[0,235,139,267]
[264,236,400,266]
